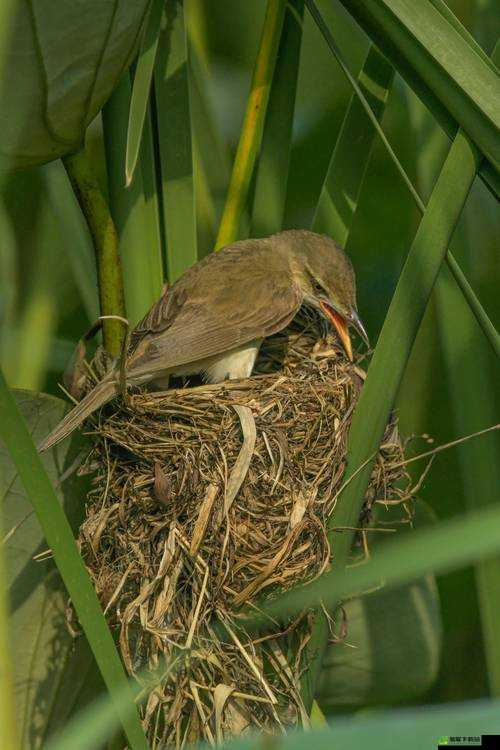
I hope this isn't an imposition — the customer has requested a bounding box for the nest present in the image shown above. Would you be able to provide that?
[76,315,415,746]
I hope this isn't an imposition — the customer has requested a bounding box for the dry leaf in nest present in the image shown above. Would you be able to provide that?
[76,316,416,747]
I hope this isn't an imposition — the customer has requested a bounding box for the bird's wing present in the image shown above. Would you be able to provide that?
[127,246,302,377]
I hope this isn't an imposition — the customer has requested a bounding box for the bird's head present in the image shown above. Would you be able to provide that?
[283,230,369,361]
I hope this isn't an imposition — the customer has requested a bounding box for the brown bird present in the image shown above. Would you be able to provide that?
[39,230,368,452]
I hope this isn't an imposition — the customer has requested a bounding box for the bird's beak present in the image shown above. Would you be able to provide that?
[351,309,370,348]
[320,301,353,361]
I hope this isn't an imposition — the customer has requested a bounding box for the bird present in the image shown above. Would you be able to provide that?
[39,230,368,452]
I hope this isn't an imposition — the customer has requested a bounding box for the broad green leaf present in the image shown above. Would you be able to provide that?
[219,699,500,749]
[311,45,394,245]
[125,0,165,186]
[1,391,104,748]
[0,374,148,750]
[407,96,500,696]
[251,0,304,237]
[306,1,423,213]
[154,0,197,280]
[336,0,500,177]
[318,504,441,711]
[187,31,232,258]
[103,72,164,325]
[436,271,500,694]
[319,574,441,710]
[0,1,151,170]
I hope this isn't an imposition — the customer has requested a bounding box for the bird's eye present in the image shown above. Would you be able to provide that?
[312,279,324,296]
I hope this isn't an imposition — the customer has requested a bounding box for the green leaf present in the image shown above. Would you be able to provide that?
[103,72,164,325]
[219,699,500,749]
[318,504,441,711]
[336,0,500,178]
[0,1,151,169]
[2,391,105,748]
[444,253,500,359]
[251,0,304,237]
[187,24,232,258]
[44,161,99,323]
[125,0,165,186]
[436,271,500,694]
[154,0,197,280]
[311,45,394,245]
[0,375,148,750]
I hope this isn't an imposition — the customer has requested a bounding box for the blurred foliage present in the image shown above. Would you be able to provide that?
[0,0,498,718]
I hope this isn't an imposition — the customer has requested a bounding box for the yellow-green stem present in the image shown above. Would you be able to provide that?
[63,149,126,357]
[215,0,286,249]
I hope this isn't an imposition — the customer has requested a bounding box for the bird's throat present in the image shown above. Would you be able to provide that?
[320,301,353,361]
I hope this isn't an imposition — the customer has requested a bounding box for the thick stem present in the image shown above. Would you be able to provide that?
[63,148,126,357]
[215,0,286,249]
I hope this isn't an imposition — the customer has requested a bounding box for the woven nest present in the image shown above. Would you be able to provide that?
[76,314,416,746]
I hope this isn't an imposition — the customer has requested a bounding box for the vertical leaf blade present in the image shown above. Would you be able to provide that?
[311,45,394,245]
[251,0,304,237]
[154,0,197,281]
[103,74,164,325]
[125,0,165,186]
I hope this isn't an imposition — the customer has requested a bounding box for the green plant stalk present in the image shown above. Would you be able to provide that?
[63,149,126,357]
[300,127,482,709]
[0,370,148,750]
[215,0,286,249]
[251,0,304,237]
[0,515,17,750]
[46,161,99,322]
[445,251,500,359]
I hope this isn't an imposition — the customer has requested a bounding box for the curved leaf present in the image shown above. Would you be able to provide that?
[318,504,442,711]
[1,0,150,169]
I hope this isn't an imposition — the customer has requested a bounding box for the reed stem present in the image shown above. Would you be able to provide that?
[63,148,126,357]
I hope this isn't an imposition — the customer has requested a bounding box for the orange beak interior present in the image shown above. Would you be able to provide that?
[320,301,353,361]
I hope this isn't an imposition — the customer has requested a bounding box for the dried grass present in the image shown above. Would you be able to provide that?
[76,314,415,746]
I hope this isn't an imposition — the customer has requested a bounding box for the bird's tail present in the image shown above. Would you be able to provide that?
[38,380,117,452]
